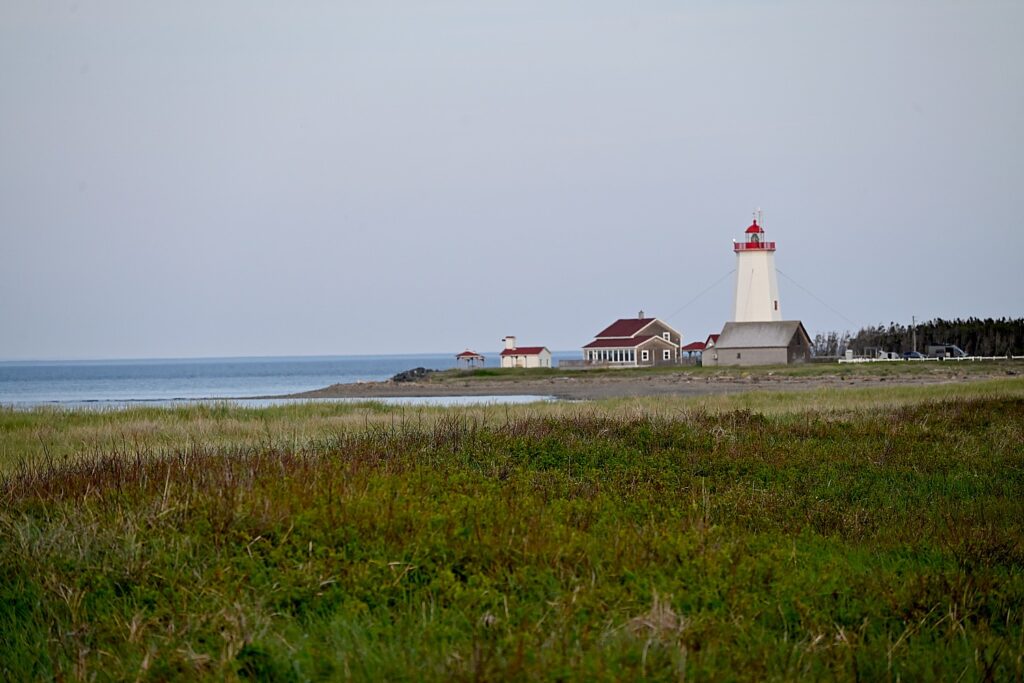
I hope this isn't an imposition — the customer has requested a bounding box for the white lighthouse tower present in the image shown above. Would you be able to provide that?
[732,211,782,322]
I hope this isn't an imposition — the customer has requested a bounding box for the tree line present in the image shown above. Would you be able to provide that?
[811,317,1024,357]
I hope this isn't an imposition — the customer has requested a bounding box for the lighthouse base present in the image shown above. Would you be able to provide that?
[701,321,811,367]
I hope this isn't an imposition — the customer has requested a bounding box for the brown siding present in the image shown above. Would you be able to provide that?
[637,337,678,366]
[642,320,681,347]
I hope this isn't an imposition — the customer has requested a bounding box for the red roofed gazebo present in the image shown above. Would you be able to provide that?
[680,341,706,364]
[455,350,485,368]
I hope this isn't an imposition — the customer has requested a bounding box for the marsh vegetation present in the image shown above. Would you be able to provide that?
[1,381,1022,680]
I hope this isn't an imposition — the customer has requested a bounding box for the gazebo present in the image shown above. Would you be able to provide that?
[680,341,706,363]
[455,350,485,369]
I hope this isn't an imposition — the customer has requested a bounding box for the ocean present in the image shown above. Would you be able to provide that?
[0,352,578,408]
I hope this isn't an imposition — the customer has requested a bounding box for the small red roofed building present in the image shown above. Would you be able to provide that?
[582,311,682,367]
[500,336,552,368]
[680,341,706,363]
[455,350,485,368]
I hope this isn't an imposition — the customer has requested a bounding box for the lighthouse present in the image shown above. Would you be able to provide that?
[702,211,810,367]
[732,212,781,322]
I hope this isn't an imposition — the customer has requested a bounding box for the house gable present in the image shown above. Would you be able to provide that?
[638,319,682,346]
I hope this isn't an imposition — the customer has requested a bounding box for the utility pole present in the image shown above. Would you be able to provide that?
[912,315,917,353]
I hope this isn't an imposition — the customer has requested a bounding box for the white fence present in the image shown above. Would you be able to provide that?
[838,355,1024,364]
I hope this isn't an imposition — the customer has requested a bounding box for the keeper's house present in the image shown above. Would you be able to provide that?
[701,321,811,367]
[582,312,682,367]
[500,336,552,368]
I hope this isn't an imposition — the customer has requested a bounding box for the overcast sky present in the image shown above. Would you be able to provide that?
[2,1,1022,360]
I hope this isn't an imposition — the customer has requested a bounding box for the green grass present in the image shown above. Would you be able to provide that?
[1,383,1023,680]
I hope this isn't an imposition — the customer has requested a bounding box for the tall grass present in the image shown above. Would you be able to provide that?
[1,387,1022,680]
[3,378,1023,474]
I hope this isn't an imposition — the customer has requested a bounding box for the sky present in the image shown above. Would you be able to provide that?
[2,0,1022,360]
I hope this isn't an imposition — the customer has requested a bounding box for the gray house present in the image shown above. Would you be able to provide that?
[701,321,811,367]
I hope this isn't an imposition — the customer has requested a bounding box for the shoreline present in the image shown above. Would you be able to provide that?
[269,366,1018,402]
[6,365,1018,408]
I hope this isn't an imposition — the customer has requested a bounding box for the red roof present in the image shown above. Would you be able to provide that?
[745,220,764,234]
[456,350,483,358]
[594,318,657,338]
[680,341,706,351]
[705,333,720,346]
[583,335,656,349]
[500,347,547,356]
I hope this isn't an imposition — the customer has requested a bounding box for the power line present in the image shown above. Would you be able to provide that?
[776,268,858,328]
[665,269,735,320]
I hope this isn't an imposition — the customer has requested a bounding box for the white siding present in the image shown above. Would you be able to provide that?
[501,349,552,368]
[733,250,781,323]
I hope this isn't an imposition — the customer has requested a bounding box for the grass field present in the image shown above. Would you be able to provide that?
[2,380,1023,680]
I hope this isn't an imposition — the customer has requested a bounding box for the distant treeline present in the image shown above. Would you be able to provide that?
[812,317,1024,357]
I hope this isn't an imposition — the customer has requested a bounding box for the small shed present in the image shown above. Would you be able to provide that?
[455,350,485,368]
[701,321,811,367]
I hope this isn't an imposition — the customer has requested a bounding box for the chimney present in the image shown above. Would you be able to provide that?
[503,336,516,350]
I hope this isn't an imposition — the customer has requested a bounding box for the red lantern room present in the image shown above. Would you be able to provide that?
[734,216,776,252]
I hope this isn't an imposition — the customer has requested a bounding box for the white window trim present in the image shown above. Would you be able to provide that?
[641,349,649,362]
[663,349,671,361]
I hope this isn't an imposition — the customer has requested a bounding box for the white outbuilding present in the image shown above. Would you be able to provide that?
[499,336,552,368]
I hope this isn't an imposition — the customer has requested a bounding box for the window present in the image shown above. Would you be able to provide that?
[774,300,778,311]
[663,349,671,361]
[663,332,671,341]
[641,349,649,362]
[737,353,742,359]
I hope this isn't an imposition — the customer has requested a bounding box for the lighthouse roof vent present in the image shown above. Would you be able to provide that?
[745,220,764,234]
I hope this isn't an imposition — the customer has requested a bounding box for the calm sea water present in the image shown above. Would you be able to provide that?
[0,353,577,408]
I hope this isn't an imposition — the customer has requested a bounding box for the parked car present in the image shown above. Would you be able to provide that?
[902,351,924,359]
